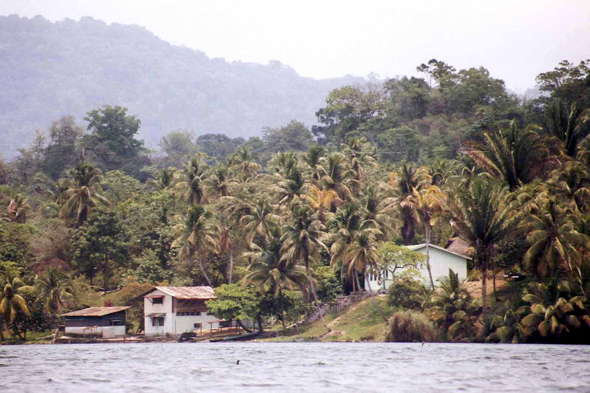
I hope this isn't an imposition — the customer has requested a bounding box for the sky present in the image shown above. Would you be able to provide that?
[1,0,589,92]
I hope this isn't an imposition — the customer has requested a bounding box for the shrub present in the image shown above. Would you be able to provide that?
[387,273,427,310]
[386,311,435,342]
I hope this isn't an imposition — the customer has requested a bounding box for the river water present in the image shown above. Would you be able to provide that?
[1,342,589,392]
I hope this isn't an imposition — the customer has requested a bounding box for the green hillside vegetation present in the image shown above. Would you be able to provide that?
[1,54,590,344]
[0,15,364,158]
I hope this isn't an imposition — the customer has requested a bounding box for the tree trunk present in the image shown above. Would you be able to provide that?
[354,268,362,292]
[351,269,357,293]
[280,290,286,330]
[103,253,110,291]
[481,258,488,318]
[236,319,252,333]
[425,225,435,290]
[305,260,330,333]
[365,271,389,324]
[492,260,498,302]
[228,252,234,284]
[256,314,264,333]
[199,256,212,286]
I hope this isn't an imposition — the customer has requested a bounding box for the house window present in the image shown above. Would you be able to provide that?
[152,317,165,326]
[194,323,202,329]
[152,297,164,305]
[109,320,124,326]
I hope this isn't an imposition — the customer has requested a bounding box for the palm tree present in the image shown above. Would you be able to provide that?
[147,167,175,191]
[230,147,261,181]
[275,165,305,206]
[401,185,447,289]
[303,144,326,183]
[175,157,208,206]
[239,198,281,244]
[389,163,428,244]
[543,99,590,158]
[0,284,30,340]
[280,203,331,333]
[341,230,388,323]
[204,165,235,199]
[6,194,32,223]
[547,161,590,213]
[218,225,234,284]
[343,137,376,196]
[242,228,309,329]
[329,202,364,290]
[59,163,110,227]
[172,205,219,286]
[301,185,339,222]
[268,152,297,177]
[34,268,73,314]
[323,152,353,202]
[523,200,590,290]
[360,185,397,239]
[449,179,518,315]
[461,121,555,191]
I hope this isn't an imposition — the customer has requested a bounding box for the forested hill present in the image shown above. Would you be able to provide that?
[0,15,364,158]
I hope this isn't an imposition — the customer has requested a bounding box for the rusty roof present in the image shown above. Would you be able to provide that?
[151,286,216,300]
[61,307,130,317]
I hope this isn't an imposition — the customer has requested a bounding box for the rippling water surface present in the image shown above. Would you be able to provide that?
[1,342,589,392]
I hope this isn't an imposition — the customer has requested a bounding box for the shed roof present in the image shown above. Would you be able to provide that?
[406,243,472,260]
[61,307,130,317]
[147,286,216,300]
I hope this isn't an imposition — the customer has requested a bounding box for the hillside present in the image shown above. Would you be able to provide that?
[0,15,365,158]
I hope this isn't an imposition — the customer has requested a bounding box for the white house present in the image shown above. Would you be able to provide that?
[143,286,220,336]
[368,244,471,291]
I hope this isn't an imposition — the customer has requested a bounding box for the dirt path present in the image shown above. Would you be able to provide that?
[464,272,508,299]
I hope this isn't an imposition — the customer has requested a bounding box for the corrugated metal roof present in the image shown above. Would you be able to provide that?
[151,286,216,300]
[406,243,472,260]
[61,307,130,317]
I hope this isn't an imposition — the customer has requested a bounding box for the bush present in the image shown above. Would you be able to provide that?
[386,311,435,342]
[387,273,427,310]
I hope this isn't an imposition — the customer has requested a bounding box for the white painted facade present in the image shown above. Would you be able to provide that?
[144,288,220,336]
[368,244,470,291]
[65,326,126,338]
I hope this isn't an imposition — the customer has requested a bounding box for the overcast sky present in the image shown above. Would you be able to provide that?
[1,0,589,92]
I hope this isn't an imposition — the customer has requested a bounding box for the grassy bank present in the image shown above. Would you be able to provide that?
[259,296,394,342]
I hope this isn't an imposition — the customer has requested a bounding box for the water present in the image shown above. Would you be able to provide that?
[1,342,589,392]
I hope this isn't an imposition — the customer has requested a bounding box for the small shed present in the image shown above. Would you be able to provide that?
[61,307,130,338]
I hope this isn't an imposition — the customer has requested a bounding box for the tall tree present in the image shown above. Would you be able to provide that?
[449,179,518,315]
[83,105,148,176]
[59,163,110,227]
[401,185,446,289]
[172,205,219,286]
[461,121,555,191]
[280,204,330,333]
[73,207,126,289]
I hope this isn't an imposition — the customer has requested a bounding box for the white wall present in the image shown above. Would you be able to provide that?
[64,326,126,338]
[368,246,469,291]
[144,289,220,336]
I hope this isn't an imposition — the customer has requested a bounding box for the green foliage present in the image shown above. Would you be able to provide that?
[83,105,149,178]
[314,266,343,303]
[486,280,590,344]
[386,311,435,342]
[73,207,127,289]
[387,273,427,310]
[425,269,481,342]
[130,249,172,284]
[206,284,261,322]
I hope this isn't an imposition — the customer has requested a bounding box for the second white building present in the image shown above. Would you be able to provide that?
[143,286,220,336]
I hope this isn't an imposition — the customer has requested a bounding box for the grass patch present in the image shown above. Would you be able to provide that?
[258,296,393,342]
